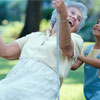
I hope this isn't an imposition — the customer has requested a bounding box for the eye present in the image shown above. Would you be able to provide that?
[71,11,75,15]
[97,21,99,24]
[97,20,100,24]
[78,17,81,22]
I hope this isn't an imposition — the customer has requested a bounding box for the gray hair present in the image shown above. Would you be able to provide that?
[51,1,88,32]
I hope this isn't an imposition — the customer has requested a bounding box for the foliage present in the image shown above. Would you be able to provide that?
[94,0,100,12]
[0,19,97,42]
[42,8,53,20]
[0,21,24,42]
[79,22,96,42]
[40,19,51,31]
[0,1,8,24]
[0,0,27,24]
[0,19,51,42]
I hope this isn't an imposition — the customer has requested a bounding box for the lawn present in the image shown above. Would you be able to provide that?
[60,65,85,100]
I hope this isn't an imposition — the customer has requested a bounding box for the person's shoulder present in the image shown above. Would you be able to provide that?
[27,31,44,38]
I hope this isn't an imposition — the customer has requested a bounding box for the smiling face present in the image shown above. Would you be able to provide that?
[93,19,100,37]
[67,6,82,32]
[51,6,83,34]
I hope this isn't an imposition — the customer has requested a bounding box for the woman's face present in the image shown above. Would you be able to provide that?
[67,6,82,32]
[93,19,100,37]
[52,6,82,34]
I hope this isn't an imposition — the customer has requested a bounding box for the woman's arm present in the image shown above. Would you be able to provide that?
[0,36,21,60]
[78,54,100,69]
[52,0,74,58]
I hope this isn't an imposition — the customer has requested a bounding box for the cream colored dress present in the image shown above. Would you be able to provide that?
[0,30,83,100]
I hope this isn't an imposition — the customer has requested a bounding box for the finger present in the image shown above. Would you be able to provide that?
[52,0,56,4]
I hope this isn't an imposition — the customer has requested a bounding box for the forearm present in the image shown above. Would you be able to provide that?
[59,14,72,47]
[59,4,73,57]
[78,56,100,69]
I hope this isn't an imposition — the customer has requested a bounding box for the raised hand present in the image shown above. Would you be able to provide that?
[52,0,67,14]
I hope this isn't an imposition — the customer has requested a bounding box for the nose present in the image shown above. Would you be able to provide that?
[72,15,77,21]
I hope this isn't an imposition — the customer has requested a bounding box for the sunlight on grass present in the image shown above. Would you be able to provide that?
[0,69,11,74]
[60,84,85,100]
[0,58,18,78]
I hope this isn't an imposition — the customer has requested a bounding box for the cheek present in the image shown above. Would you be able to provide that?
[74,22,79,29]
[77,21,81,26]
[93,30,100,35]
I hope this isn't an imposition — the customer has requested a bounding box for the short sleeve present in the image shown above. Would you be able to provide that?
[14,32,42,49]
[71,33,83,60]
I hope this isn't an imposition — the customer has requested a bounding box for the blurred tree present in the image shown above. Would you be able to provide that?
[0,1,8,24]
[19,0,42,38]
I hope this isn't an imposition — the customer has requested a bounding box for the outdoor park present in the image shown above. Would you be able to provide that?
[0,0,100,100]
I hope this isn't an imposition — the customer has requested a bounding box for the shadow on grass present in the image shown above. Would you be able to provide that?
[0,58,17,80]
[0,74,7,80]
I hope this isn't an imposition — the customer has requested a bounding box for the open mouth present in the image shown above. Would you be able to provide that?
[68,19,74,27]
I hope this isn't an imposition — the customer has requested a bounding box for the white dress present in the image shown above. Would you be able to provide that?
[0,58,58,100]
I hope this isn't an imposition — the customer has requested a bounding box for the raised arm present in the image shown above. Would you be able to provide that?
[0,36,21,60]
[52,0,74,58]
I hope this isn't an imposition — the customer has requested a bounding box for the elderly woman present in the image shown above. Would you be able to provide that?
[0,0,87,100]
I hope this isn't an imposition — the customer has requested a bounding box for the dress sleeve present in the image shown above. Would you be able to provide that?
[14,34,31,49]
[14,32,42,49]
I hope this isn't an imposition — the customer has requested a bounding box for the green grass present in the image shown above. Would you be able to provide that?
[60,65,85,100]
[0,58,18,79]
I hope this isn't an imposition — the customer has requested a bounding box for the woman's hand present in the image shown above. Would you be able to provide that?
[52,0,67,14]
